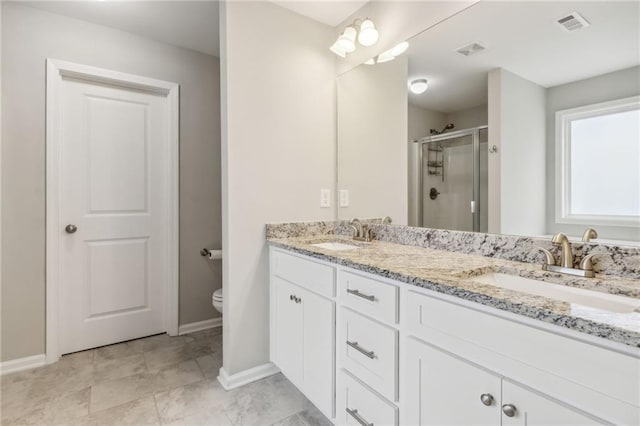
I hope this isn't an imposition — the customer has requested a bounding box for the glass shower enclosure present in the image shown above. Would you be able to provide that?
[417,126,488,232]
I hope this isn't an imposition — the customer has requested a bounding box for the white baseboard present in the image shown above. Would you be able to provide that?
[178,317,222,335]
[217,362,280,390]
[1,354,47,375]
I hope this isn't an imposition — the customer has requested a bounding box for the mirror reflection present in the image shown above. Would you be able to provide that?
[336,1,640,243]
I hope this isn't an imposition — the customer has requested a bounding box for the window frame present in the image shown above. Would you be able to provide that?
[555,95,640,228]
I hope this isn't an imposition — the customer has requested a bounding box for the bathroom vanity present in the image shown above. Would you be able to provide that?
[268,234,640,426]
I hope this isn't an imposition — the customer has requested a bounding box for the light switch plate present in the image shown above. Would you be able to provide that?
[320,189,331,208]
[339,189,349,207]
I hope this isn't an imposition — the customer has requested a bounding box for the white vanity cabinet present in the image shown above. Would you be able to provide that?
[269,249,336,418]
[269,247,640,426]
[405,338,600,426]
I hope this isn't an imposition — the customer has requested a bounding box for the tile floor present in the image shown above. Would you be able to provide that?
[0,328,332,426]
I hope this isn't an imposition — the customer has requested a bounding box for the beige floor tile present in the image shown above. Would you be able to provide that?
[0,379,33,421]
[144,345,194,372]
[128,334,193,354]
[223,376,306,426]
[27,363,96,403]
[151,359,204,392]
[271,413,307,426]
[81,396,160,426]
[154,378,236,424]
[3,387,90,425]
[93,342,144,364]
[195,353,222,380]
[89,371,158,413]
[93,354,147,384]
[90,360,203,412]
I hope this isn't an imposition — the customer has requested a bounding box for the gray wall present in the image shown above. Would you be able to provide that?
[1,2,221,362]
[545,66,640,241]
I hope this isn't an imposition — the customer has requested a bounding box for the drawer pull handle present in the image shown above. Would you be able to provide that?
[347,288,375,301]
[346,408,373,426]
[346,340,375,359]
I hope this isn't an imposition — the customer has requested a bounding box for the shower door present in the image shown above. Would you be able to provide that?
[419,126,487,232]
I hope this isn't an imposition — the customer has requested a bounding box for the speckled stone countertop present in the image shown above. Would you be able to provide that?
[268,235,640,349]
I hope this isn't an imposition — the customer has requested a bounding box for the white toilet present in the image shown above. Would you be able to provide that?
[212,288,223,314]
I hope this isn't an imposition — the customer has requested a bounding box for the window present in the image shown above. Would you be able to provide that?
[556,96,640,227]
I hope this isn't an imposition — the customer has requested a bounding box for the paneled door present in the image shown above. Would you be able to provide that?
[54,63,178,355]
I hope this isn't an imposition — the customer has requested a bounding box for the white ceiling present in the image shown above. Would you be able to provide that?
[407,1,640,113]
[273,0,368,26]
[21,0,220,57]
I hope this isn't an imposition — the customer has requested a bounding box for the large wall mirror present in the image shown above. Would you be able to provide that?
[336,1,640,244]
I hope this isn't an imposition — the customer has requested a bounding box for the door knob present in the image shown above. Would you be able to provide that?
[480,393,494,406]
[65,224,78,234]
[502,404,517,417]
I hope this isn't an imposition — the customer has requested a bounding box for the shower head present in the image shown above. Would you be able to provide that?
[441,123,454,133]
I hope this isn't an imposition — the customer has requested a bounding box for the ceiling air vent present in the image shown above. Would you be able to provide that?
[557,12,590,32]
[456,42,486,57]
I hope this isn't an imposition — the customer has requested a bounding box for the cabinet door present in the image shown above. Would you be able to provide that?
[300,287,335,418]
[405,338,501,426]
[273,277,303,386]
[501,381,603,426]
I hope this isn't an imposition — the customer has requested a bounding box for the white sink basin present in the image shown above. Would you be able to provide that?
[311,242,360,251]
[473,273,640,314]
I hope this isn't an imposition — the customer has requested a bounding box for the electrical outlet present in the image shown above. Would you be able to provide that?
[320,189,331,208]
[339,189,349,207]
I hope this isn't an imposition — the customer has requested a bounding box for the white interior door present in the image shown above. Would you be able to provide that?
[58,74,172,354]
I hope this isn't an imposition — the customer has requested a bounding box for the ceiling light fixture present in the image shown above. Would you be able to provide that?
[330,18,379,57]
[409,78,429,94]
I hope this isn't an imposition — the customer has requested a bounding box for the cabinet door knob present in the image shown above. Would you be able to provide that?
[65,224,78,234]
[480,393,494,406]
[502,404,517,417]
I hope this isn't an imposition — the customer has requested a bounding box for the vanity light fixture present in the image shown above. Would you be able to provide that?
[391,41,409,56]
[336,25,357,53]
[358,19,379,47]
[376,49,395,63]
[330,18,379,57]
[409,78,429,94]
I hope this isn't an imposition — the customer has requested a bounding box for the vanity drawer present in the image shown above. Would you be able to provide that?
[338,270,399,324]
[336,369,398,426]
[272,250,335,298]
[339,307,398,401]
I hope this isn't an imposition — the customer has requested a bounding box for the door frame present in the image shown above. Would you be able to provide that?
[45,59,180,363]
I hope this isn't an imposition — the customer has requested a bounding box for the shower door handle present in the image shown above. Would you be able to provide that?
[470,201,476,214]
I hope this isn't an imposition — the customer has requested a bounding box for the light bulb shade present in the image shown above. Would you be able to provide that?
[337,26,357,53]
[330,42,346,58]
[391,41,409,56]
[377,49,395,63]
[410,79,429,94]
[358,19,379,46]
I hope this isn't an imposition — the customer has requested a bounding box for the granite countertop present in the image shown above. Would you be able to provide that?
[268,235,640,349]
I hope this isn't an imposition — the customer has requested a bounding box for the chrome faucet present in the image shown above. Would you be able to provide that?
[551,233,573,268]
